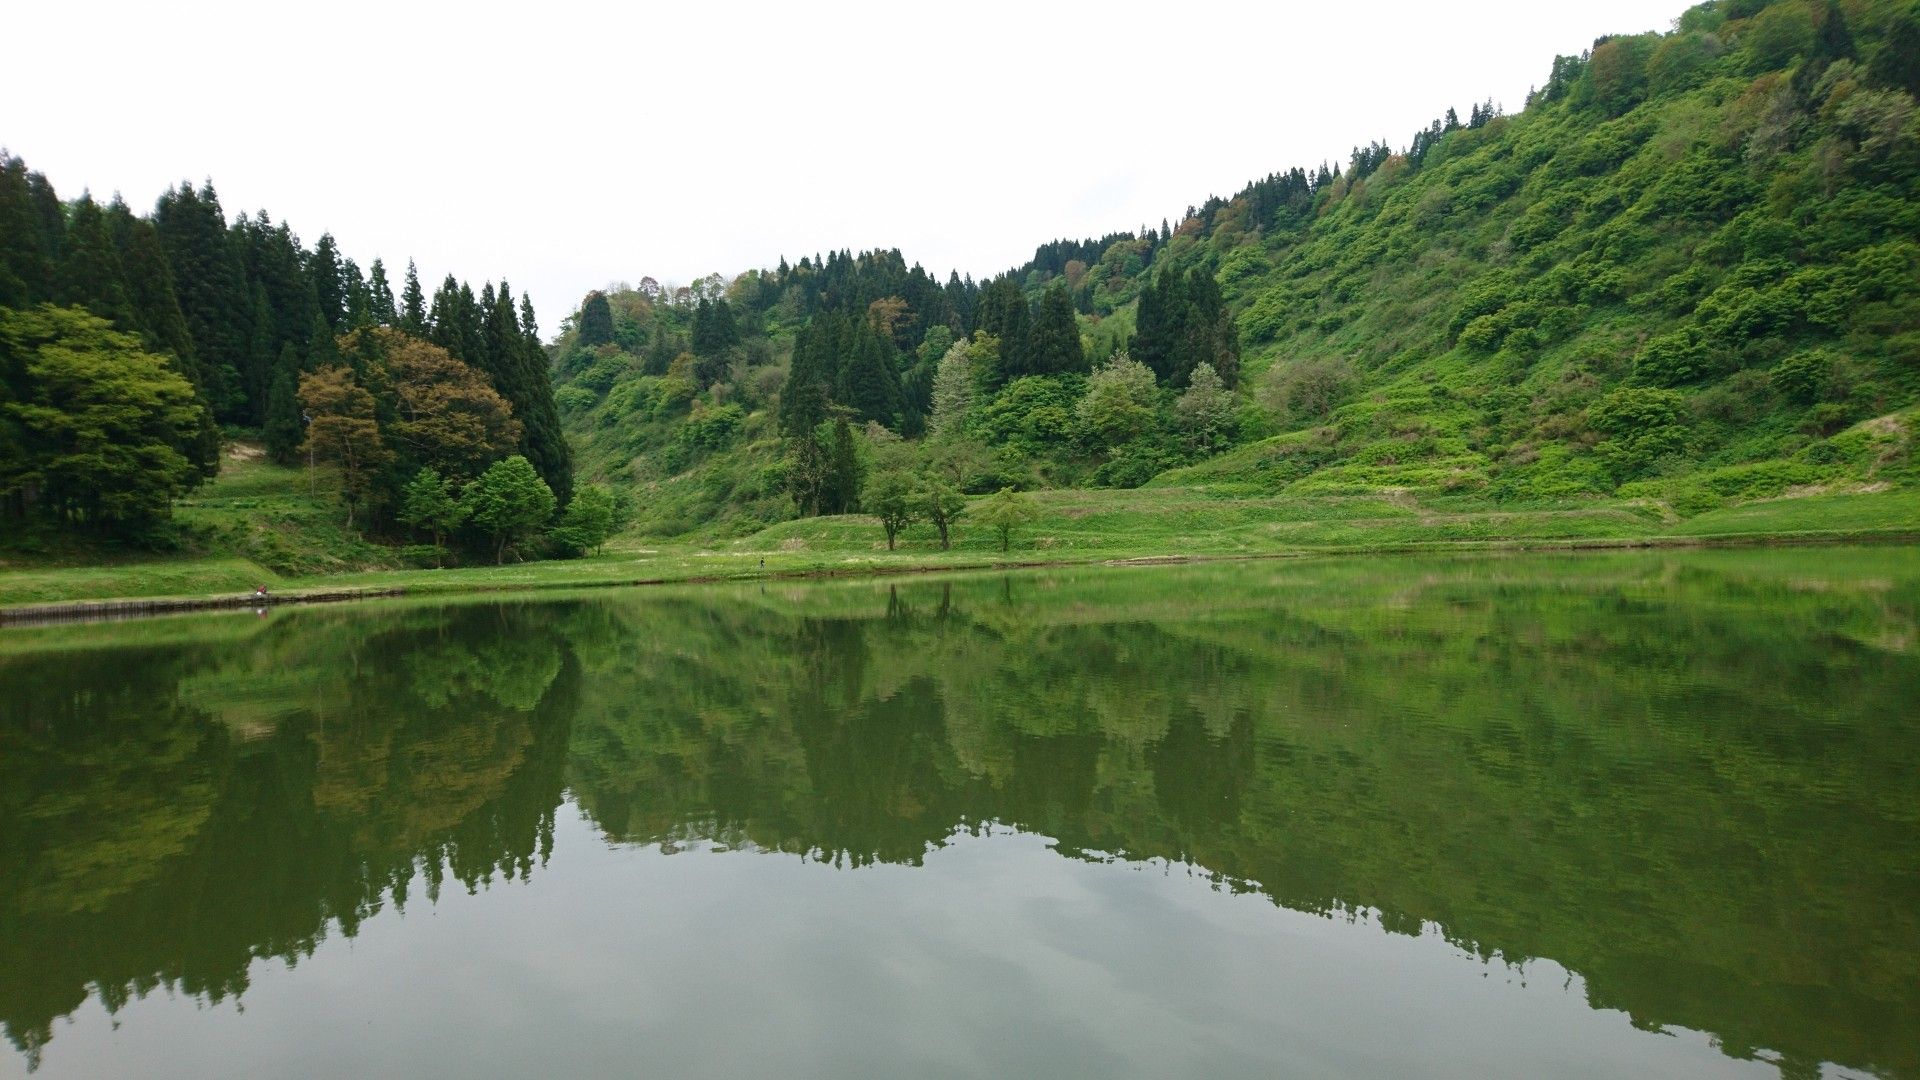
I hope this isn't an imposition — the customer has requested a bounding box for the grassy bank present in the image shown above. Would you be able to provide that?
[5,452,1919,613]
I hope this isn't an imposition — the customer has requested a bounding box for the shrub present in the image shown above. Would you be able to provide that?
[1635,327,1727,386]
[1588,386,1690,481]
[1771,350,1832,403]
[680,403,745,451]
[554,385,596,414]
[1261,357,1358,425]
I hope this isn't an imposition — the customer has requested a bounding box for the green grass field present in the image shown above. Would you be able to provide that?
[5,450,1919,612]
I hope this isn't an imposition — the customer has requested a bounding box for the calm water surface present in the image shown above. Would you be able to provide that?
[3,549,1918,1079]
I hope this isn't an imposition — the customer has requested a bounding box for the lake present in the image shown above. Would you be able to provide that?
[2,548,1917,1079]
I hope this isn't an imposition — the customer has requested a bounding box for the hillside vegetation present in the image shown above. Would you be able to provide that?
[553,0,1920,541]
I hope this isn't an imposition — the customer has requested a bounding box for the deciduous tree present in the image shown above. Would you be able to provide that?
[398,466,465,549]
[916,475,966,550]
[1176,362,1236,453]
[864,465,917,549]
[974,486,1039,553]
[0,305,211,529]
[298,364,389,528]
[464,454,555,563]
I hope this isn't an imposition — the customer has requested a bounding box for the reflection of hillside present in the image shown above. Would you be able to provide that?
[0,608,577,1069]
[2,550,1916,1077]
[561,554,1920,1079]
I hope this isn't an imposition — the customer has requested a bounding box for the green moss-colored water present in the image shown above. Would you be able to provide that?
[3,548,1917,1078]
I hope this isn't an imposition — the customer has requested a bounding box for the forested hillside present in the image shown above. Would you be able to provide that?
[554,0,1919,538]
[0,158,572,555]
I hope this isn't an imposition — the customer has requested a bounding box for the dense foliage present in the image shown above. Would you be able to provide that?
[0,154,571,540]
[555,0,1919,539]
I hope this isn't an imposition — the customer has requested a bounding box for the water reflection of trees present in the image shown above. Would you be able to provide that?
[3,550,1917,1078]
[561,558,1920,1080]
[0,605,577,1070]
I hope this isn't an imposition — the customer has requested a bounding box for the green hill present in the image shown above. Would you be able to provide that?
[552,0,1920,541]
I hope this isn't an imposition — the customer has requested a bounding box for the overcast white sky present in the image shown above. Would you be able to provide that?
[4,0,1686,333]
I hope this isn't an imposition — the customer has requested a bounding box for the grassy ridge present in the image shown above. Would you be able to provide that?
[6,453,1918,610]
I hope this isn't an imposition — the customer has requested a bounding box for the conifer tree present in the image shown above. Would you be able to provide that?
[691,296,739,357]
[263,353,303,464]
[482,283,572,505]
[57,193,135,326]
[518,293,539,340]
[155,180,249,419]
[367,259,397,326]
[307,311,340,371]
[400,259,426,334]
[311,233,346,328]
[825,416,862,514]
[428,276,481,364]
[643,323,676,376]
[0,153,55,306]
[342,257,371,327]
[779,314,837,436]
[578,290,615,346]
[244,282,276,421]
[1131,270,1182,383]
[974,278,1030,382]
[784,429,829,516]
[1030,282,1086,375]
[104,197,198,376]
[836,321,905,427]
[1868,5,1920,94]
[233,212,313,360]
[1176,268,1233,387]
[25,171,64,271]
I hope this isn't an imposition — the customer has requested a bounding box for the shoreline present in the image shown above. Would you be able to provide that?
[6,525,1918,627]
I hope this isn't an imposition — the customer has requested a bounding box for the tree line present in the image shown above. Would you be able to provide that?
[0,150,570,536]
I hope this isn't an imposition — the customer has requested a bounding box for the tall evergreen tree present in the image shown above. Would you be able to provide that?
[482,282,521,386]
[577,290,615,345]
[263,350,303,464]
[427,275,480,363]
[311,232,346,328]
[244,282,276,421]
[482,283,571,505]
[400,259,426,334]
[974,278,1030,382]
[779,314,838,437]
[104,197,197,376]
[25,170,64,273]
[0,153,56,306]
[57,193,134,326]
[1131,270,1182,383]
[518,292,540,341]
[366,258,397,326]
[836,321,905,427]
[1029,282,1086,375]
[1868,5,1920,95]
[1177,268,1237,388]
[691,296,740,358]
[643,323,676,376]
[154,180,249,418]
[307,310,340,371]
[341,257,371,327]
[232,211,315,361]
[824,416,862,514]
